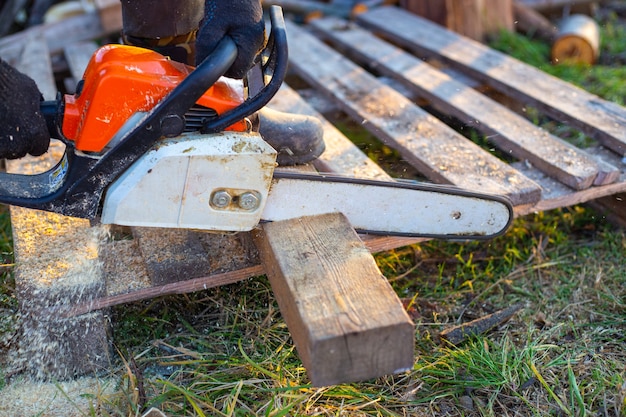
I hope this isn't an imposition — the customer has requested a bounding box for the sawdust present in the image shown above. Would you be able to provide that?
[102,236,151,296]
[0,377,116,417]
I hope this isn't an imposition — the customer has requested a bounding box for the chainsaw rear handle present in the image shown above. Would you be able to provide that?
[0,5,287,219]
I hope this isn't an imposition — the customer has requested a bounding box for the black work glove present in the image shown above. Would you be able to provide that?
[196,0,266,79]
[0,60,50,159]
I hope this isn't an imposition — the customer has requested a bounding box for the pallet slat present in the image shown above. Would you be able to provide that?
[357,6,626,155]
[284,20,543,206]
[310,17,619,190]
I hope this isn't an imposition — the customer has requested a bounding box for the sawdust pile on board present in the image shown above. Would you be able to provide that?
[101,235,152,295]
[10,207,108,294]
[0,377,116,417]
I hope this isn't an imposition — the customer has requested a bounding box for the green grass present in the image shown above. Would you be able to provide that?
[1,8,626,417]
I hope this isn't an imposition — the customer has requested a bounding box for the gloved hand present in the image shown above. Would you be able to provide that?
[196,0,266,79]
[0,60,50,159]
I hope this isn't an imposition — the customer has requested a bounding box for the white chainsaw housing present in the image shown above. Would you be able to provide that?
[101,131,277,231]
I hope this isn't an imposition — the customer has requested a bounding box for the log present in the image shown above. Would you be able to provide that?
[513,1,558,41]
[516,0,598,16]
[253,213,415,386]
[551,14,600,65]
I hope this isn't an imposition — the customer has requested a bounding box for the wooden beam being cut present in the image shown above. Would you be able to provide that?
[254,213,414,386]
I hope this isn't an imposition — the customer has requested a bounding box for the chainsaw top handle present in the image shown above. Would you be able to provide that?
[0,6,287,219]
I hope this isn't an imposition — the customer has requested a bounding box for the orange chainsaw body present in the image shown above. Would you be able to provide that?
[62,44,247,153]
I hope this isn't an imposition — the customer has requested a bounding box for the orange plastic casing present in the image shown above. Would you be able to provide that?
[62,44,246,153]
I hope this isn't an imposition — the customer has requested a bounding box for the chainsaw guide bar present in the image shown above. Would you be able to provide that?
[265,171,513,240]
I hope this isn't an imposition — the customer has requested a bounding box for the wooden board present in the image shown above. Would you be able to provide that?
[356,6,626,156]
[284,20,543,206]
[253,213,414,386]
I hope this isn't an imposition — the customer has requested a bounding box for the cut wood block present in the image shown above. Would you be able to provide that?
[311,17,619,190]
[285,20,542,206]
[552,14,600,65]
[254,213,414,386]
[357,6,626,155]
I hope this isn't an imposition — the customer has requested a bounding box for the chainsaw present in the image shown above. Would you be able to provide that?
[0,6,513,240]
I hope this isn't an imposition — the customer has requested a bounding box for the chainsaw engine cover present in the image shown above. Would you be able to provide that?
[101,131,277,231]
[62,44,247,152]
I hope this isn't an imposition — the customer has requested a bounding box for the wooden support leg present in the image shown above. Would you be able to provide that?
[254,213,414,386]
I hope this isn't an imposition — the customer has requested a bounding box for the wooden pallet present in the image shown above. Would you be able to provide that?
[3,6,625,384]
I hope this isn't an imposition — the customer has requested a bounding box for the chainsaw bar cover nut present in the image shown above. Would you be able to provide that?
[211,190,232,208]
[239,191,261,211]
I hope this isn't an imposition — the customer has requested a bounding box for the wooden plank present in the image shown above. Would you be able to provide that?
[285,20,542,206]
[64,41,99,81]
[311,17,619,190]
[512,147,626,216]
[65,265,266,317]
[0,12,108,65]
[253,213,414,386]
[357,6,626,156]
[17,35,56,100]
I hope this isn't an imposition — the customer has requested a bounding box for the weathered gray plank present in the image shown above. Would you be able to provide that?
[285,20,542,205]
[64,40,99,81]
[357,6,626,156]
[311,17,620,190]
[18,35,56,100]
[0,12,107,64]
[512,146,626,216]
[253,213,414,386]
